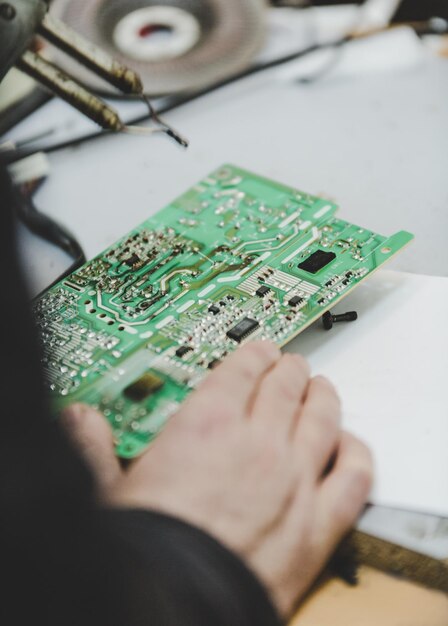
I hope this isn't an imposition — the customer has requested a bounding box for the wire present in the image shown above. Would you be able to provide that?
[0,88,53,137]
[14,178,86,293]
[4,16,443,163]
[296,0,367,85]
[1,34,355,164]
[296,35,349,84]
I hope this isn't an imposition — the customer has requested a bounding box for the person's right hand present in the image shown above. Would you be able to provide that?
[61,340,373,618]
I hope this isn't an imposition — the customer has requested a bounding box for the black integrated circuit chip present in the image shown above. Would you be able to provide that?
[288,296,304,307]
[175,345,192,358]
[298,250,336,274]
[255,285,270,297]
[226,317,259,343]
[208,305,220,315]
[125,253,141,267]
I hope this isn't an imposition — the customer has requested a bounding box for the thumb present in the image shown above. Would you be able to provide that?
[60,403,122,495]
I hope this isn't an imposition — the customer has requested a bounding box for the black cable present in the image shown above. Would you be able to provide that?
[0,87,53,137]
[1,34,353,164]
[13,177,86,292]
[95,18,443,131]
[8,13,441,163]
[2,7,444,163]
[296,36,348,84]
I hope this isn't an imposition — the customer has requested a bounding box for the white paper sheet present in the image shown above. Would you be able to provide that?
[284,270,448,517]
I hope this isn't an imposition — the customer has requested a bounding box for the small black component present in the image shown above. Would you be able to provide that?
[342,279,350,285]
[176,346,192,358]
[227,295,235,301]
[323,310,358,331]
[124,372,164,401]
[226,317,259,343]
[288,295,304,307]
[219,301,227,306]
[208,359,221,369]
[256,285,270,297]
[322,311,334,330]
[125,253,140,267]
[298,250,336,274]
[208,305,220,315]
[346,271,353,278]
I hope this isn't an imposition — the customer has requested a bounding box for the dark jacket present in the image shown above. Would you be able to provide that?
[0,163,281,626]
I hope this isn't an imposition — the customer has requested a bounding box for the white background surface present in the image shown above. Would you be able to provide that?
[285,270,448,517]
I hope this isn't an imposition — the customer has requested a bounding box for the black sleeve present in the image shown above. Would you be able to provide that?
[0,163,282,626]
[108,508,282,626]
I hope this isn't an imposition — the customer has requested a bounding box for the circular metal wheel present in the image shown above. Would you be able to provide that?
[48,0,267,96]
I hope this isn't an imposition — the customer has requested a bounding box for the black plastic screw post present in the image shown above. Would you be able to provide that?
[322,310,358,330]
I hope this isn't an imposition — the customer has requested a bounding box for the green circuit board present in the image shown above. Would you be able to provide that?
[34,164,413,458]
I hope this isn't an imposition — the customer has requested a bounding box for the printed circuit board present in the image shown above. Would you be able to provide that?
[34,165,413,457]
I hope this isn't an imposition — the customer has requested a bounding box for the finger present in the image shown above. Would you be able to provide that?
[316,432,373,549]
[188,340,281,420]
[250,353,310,440]
[294,376,342,476]
[60,403,122,491]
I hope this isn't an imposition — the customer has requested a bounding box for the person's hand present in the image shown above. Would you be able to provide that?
[60,341,373,617]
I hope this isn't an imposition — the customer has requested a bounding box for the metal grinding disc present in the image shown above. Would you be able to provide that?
[48,0,268,96]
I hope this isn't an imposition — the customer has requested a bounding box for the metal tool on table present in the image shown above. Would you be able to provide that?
[0,0,187,145]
